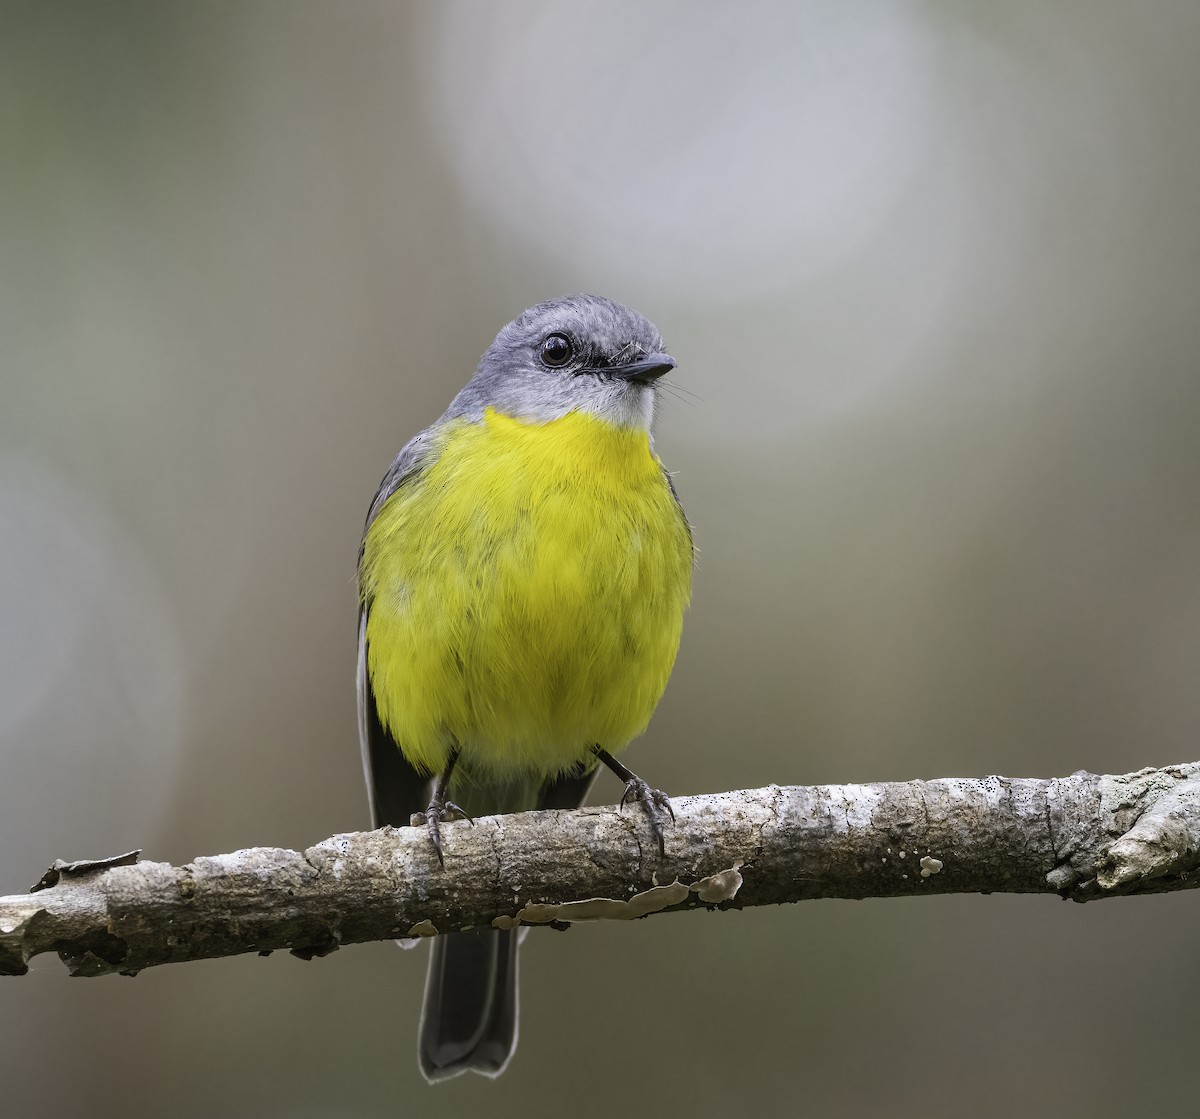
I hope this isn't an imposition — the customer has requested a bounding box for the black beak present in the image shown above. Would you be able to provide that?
[612,353,676,385]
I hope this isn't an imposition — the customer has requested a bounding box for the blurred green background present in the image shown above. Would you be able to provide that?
[3,2,1199,1116]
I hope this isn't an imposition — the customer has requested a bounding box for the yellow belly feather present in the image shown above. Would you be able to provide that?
[361,407,692,783]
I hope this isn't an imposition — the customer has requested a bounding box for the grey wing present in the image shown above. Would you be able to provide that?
[357,429,437,829]
[358,608,430,827]
[362,427,437,539]
[662,464,696,566]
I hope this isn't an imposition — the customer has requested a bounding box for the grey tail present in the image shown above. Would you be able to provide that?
[419,928,520,1083]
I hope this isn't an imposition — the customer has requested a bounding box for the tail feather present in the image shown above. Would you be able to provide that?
[416,766,596,1082]
[419,929,520,1083]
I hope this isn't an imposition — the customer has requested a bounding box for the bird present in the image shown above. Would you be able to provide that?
[356,294,693,1082]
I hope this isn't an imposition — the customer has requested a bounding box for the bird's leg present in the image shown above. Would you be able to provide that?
[591,746,674,856]
[410,748,473,865]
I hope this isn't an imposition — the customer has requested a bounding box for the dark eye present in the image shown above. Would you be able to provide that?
[540,333,574,367]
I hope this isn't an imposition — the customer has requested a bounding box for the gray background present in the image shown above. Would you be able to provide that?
[2,3,1199,1116]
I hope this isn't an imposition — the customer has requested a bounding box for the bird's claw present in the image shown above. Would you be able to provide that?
[410,800,474,865]
[619,777,674,855]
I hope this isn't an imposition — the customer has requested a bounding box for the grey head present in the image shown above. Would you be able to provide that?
[445,294,674,431]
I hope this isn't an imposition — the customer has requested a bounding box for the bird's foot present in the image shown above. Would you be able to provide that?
[410,798,473,865]
[591,746,674,855]
[619,777,675,856]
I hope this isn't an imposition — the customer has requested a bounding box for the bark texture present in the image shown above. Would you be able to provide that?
[2,762,1198,978]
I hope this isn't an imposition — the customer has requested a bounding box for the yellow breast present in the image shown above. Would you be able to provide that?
[360,407,692,781]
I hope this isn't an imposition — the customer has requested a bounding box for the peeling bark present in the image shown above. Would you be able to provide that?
[2,762,1198,978]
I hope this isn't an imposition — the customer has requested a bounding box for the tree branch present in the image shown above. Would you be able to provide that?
[3,761,1199,978]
